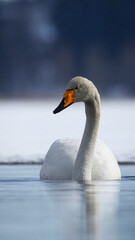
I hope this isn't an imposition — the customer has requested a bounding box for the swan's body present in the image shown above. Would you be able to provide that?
[40,76,121,181]
[40,139,120,180]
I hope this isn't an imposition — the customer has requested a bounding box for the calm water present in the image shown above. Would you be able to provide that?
[0,165,135,240]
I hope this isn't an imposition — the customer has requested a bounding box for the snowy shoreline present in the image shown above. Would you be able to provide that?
[1,99,135,165]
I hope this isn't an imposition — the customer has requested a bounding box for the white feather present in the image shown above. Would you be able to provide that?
[40,139,121,180]
[40,76,121,180]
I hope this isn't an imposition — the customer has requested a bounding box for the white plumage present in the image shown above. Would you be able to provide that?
[40,139,121,180]
[40,76,121,181]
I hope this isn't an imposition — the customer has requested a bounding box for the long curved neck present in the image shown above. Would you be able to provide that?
[72,99,100,181]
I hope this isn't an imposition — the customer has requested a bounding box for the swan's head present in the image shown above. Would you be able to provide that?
[53,76,100,114]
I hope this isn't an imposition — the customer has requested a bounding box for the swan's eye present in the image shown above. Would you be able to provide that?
[75,87,78,90]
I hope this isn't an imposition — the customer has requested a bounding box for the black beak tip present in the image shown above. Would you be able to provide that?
[53,98,65,114]
[53,109,57,114]
[53,98,73,114]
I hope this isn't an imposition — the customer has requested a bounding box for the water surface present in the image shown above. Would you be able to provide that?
[0,165,135,240]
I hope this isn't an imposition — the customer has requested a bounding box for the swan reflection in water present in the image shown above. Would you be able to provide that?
[42,180,120,240]
[83,181,120,239]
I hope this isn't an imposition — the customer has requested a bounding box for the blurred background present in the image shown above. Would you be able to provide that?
[1,0,135,98]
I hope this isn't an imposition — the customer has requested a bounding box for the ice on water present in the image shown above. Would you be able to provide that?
[1,99,135,164]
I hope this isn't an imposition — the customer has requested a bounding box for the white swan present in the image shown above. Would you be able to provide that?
[40,76,121,181]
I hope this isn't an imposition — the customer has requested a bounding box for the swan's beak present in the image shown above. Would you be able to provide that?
[53,89,75,114]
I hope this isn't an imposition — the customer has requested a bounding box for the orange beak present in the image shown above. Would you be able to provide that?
[53,89,75,114]
[63,89,75,107]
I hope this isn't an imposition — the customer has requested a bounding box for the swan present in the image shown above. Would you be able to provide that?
[40,76,121,181]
